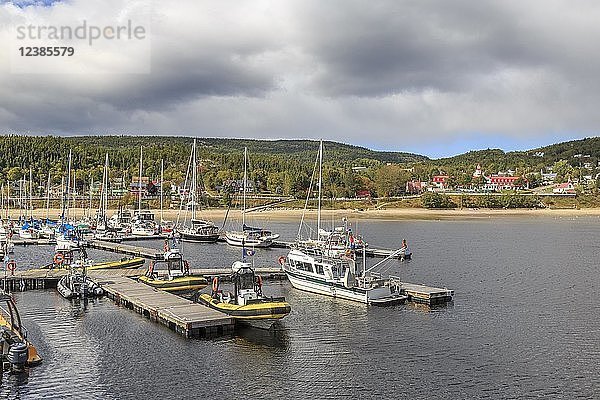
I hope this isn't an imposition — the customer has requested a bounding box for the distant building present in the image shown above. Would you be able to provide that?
[406,180,427,194]
[553,182,576,194]
[130,177,159,196]
[355,190,372,198]
[218,179,256,193]
[431,175,450,190]
[472,164,483,178]
[483,175,527,191]
[540,169,557,185]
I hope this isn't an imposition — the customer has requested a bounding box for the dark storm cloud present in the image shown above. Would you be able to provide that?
[1,0,600,155]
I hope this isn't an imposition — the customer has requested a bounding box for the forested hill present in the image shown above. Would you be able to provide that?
[433,137,600,171]
[0,135,426,196]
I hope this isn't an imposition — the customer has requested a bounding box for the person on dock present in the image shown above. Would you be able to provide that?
[400,239,410,257]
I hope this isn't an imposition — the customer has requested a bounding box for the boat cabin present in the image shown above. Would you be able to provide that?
[231,261,262,306]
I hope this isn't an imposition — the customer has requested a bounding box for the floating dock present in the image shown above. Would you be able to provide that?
[388,277,454,305]
[98,277,234,338]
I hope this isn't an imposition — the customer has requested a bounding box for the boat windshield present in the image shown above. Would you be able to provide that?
[237,272,255,290]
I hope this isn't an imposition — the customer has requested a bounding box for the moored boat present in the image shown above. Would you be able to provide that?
[0,291,42,370]
[283,248,405,305]
[197,261,291,328]
[57,271,103,299]
[138,241,207,296]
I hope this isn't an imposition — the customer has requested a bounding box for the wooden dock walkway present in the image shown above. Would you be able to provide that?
[388,277,454,305]
[98,276,234,338]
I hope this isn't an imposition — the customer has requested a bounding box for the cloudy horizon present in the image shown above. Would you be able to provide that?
[1,0,599,158]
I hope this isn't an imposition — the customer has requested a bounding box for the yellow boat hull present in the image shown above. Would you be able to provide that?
[138,275,208,293]
[197,293,291,320]
[87,257,146,270]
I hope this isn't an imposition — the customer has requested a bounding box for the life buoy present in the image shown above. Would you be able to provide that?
[53,253,64,264]
[212,276,219,293]
[277,256,286,266]
[6,260,16,274]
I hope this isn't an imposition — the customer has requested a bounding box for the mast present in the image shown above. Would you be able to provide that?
[5,182,9,220]
[242,147,247,228]
[29,167,33,220]
[138,146,143,213]
[101,153,109,221]
[45,172,51,221]
[88,175,93,218]
[317,140,323,234]
[191,139,197,221]
[63,149,72,222]
[160,159,164,224]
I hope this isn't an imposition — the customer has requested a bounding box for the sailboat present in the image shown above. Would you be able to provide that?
[282,141,405,305]
[178,139,219,243]
[224,147,279,248]
[131,146,158,237]
[39,172,56,240]
[56,150,82,251]
[158,159,174,234]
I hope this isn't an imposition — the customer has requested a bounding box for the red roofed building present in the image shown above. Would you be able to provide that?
[553,182,576,194]
[483,175,527,191]
[432,175,450,189]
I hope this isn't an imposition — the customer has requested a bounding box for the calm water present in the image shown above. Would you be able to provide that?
[2,216,600,399]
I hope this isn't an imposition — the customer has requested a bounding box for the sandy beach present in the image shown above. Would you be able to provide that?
[10,207,600,222]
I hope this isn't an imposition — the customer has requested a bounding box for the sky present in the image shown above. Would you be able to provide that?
[0,0,599,158]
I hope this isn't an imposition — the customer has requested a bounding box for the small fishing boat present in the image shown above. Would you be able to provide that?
[197,261,291,328]
[0,291,42,371]
[57,270,103,299]
[138,242,207,296]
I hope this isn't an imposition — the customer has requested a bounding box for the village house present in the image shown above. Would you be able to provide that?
[553,182,576,194]
[431,175,450,190]
[406,180,428,194]
[482,175,527,191]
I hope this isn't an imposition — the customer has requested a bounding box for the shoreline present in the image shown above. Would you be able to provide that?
[6,207,600,222]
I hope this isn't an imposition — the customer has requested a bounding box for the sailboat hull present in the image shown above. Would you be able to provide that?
[180,232,220,243]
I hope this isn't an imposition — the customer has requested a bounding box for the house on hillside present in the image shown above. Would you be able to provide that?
[355,190,372,198]
[406,180,428,194]
[431,175,450,190]
[482,175,528,191]
[553,182,576,194]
